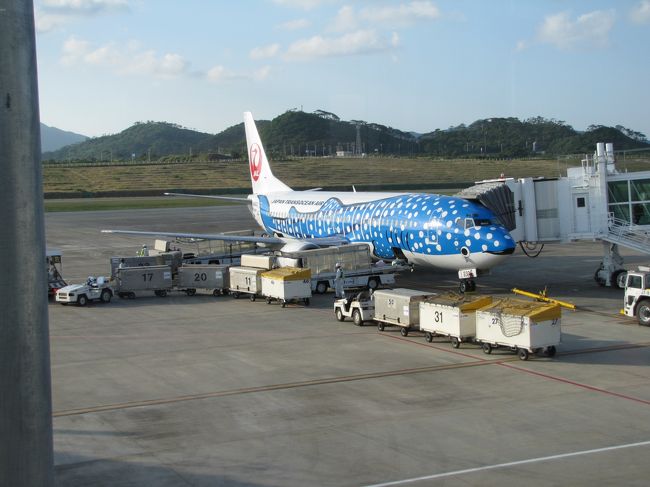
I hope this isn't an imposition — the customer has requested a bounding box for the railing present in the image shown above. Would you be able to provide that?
[605,213,650,253]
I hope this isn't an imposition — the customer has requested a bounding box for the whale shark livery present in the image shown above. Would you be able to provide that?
[103,112,516,288]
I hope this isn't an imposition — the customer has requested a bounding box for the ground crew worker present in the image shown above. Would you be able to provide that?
[118,258,125,269]
[335,262,344,298]
[138,244,149,256]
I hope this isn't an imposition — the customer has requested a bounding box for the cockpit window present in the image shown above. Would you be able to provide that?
[474,218,493,226]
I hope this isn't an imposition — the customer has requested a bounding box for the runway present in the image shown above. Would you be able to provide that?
[46,205,650,486]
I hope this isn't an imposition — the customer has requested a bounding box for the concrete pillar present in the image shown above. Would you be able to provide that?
[0,1,55,485]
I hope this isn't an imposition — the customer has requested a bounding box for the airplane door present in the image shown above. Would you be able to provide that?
[574,193,590,233]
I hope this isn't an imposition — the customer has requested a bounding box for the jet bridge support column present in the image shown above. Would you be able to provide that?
[0,2,54,486]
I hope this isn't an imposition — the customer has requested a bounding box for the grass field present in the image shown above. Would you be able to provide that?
[43,154,650,211]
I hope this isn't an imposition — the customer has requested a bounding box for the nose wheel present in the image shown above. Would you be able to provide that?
[459,279,476,293]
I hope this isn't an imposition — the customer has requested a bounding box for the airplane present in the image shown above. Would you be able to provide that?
[103,112,516,291]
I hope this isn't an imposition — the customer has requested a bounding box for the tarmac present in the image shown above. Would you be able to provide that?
[46,205,650,486]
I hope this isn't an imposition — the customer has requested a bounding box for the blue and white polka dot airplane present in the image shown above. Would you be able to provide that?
[104,112,516,289]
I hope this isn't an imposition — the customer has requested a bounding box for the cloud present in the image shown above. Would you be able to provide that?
[272,0,325,10]
[249,43,280,60]
[284,29,395,60]
[331,1,440,32]
[60,36,189,78]
[537,10,615,49]
[276,18,311,31]
[630,0,650,24]
[206,64,271,83]
[36,0,130,32]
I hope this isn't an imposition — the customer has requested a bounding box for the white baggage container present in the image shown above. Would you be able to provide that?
[229,266,264,300]
[419,294,493,348]
[240,254,275,270]
[178,264,231,296]
[115,265,173,298]
[373,288,434,336]
[475,298,561,360]
[261,267,311,307]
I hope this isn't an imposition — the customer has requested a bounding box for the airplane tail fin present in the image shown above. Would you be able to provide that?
[244,111,292,194]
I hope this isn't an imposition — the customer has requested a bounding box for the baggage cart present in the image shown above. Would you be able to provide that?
[229,266,264,301]
[261,267,311,307]
[373,288,433,336]
[114,265,173,299]
[110,251,182,278]
[419,294,493,348]
[475,298,561,360]
[177,264,231,296]
[240,254,275,270]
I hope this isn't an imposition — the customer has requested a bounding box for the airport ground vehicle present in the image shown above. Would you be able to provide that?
[47,248,66,297]
[372,288,434,336]
[114,265,173,299]
[277,244,407,294]
[177,264,231,296]
[621,266,650,326]
[261,267,311,307]
[419,294,493,348]
[333,290,375,326]
[229,266,264,300]
[55,276,112,306]
[474,298,561,360]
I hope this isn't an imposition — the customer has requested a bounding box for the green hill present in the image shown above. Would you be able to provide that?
[42,111,649,162]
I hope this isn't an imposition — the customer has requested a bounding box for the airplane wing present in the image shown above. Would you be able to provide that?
[163,192,249,202]
[101,229,351,247]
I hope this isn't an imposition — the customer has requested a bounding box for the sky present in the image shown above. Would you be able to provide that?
[34,0,650,139]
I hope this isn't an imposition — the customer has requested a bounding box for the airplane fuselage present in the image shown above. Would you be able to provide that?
[249,190,515,272]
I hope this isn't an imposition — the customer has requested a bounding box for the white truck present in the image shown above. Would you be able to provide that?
[622,266,650,326]
[56,276,113,306]
[333,290,375,326]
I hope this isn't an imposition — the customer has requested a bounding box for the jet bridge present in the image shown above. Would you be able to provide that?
[459,143,650,288]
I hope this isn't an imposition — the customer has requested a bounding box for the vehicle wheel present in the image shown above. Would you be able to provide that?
[424,332,433,342]
[213,289,220,297]
[367,277,379,290]
[118,292,127,299]
[155,290,167,298]
[459,280,468,293]
[450,336,460,348]
[518,348,529,361]
[316,281,328,294]
[77,295,88,307]
[186,289,196,296]
[612,270,627,289]
[482,342,492,354]
[377,322,385,331]
[250,294,256,302]
[352,309,363,326]
[100,289,112,303]
[128,292,136,299]
[304,298,310,306]
[281,301,286,308]
[266,297,272,304]
[335,308,345,321]
[400,327,409,337]
[232,292,240,299]
[546,345,557,357]
[638,302,650,326]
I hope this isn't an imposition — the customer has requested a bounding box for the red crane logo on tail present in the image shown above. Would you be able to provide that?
[250,143,262,182]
